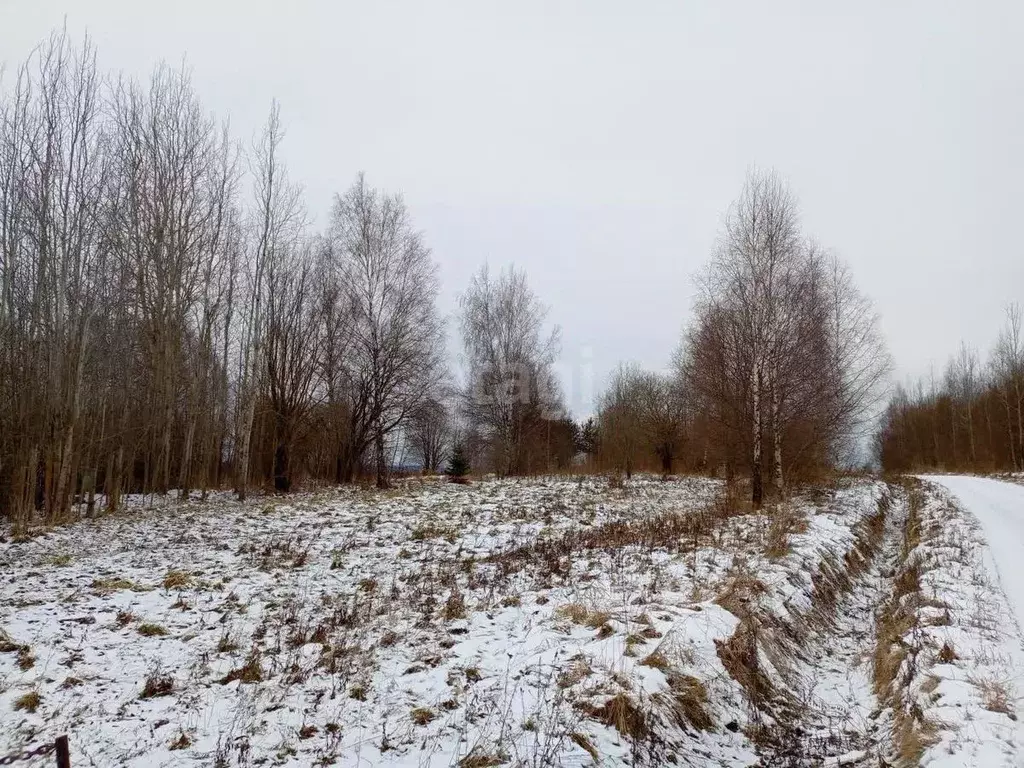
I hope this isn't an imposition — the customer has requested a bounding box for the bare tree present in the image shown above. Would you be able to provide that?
[326,174,445,488]
[233,102,304,499]
[596,364,646,478]
[408,396,452,473]
[993,304,1024,470]
[263,242,321,491]
[459,265,561,476]
[689,169,801,505]
[0,31,109,524]
[685,171,889,503]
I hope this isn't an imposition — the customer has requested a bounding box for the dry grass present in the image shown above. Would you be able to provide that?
[582,694,648,741]
[714,566,768,619]
[16,646,34,670]
[91,576,141,593]
[410,706,436,725]
[570,732,599,761]
[169,730,191,750]
[410,522,453,541]
[443,591,466,620]
[458,750,505,767]
[556,658,591,689]
[937,641,957,664]
[137,623,168,637]
[715,623,774,708]
[555,602,591,624]
[666,673,714,731]
[764,504,809,559]
[485,484,747,583]
[220,650,264,684]
[349,683,367,701]
[162,570,191,589]
[13,691,41,712]
[894,716,939,765]
[140,672,175,699]
[973,677,1016,719]
[873,480,941,764]
[0,630,26,654]
[216,630,239,653]
[639,651,671,672]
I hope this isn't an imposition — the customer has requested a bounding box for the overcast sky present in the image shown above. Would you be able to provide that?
[3,1,1022,417]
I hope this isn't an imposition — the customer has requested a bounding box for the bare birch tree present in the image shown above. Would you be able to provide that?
[459,265,561,476]
[326,174,445,488]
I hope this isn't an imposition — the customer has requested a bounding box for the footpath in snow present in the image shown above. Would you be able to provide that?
[924,475,1024,631]
[907,475,1024,765]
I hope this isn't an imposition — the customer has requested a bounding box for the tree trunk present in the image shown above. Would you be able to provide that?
[966,402,976,466]
[1005,398,1018,472]
[107,445,124,513]
[53,423,76,523]
[273,442,290,492]
[375,430,388,489]
[1016,377,1024,470]
[179,417,196,501]
[771,376,783,496]
[751,366,763,509]
[234,393,256,501]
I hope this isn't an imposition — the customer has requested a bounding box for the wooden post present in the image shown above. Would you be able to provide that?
[54,735,70,768]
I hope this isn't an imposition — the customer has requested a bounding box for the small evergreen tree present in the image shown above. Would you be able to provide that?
[578,417,599,457]
[447,442,470,478]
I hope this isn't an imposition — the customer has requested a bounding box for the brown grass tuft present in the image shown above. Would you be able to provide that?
[13,691,41,712]
[570,731,599,761]
[764,505,808,559]
[583,693,648,740]
[556,658,591,689]
[169,730,191,750]
[974,677,1016,719]
[715,624,773,707]
[410,706,436,725]
[444,591,466,620]
[667,673,714,731]
[162,570,191,589]
[639,651,671,672]
[220,649,263,684]
[937,641,957,664]
[458,750,505,767]
[141,672,175,699]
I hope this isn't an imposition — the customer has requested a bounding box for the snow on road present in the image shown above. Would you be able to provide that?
[913,475,1024,765]
[924,475,1024,634]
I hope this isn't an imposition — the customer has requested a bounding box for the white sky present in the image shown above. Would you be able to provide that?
[3,1,1022,417]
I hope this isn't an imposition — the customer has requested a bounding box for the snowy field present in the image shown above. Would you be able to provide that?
[0,475,891,767]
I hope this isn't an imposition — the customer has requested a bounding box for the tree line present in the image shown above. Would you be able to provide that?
[592,170,891,506]
[875,306,1024,473]
[0,32,582,528]
[1,31,895,526]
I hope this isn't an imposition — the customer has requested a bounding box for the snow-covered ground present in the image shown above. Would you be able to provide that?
[0,475,890,767]
[885,476,1024,766]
